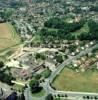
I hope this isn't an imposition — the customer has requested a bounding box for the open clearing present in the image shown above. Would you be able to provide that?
[0,22,21,53]
[52,68,98,93]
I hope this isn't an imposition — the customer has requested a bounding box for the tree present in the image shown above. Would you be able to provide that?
[29,79,40,93]
[0,70,15,85]
[20,93,25,100]
[35,53,46,60]
[55,54,63,63]
[41,68,51,78]
[86,96,90,99]
[65,94,68,97]
[45,94,53,100]
[0,8,14,20]
[39,18,85,41]
[17,93,25,100]
[35,74,41,80]
[44,18,65,29]
[95,96,98,100]
[68,45,77,52]
[0,61,4,68]
[81,20,98,40]
[88,20,98,34]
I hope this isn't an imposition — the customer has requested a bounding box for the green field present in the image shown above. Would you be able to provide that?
[52,68,98,93]
[0,22,21,57]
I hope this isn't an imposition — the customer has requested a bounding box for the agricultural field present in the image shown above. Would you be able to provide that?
[0,23,21,59]
[52,68,98,93]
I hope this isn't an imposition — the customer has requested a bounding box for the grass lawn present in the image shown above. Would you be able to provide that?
[32,35,42,44]
[52,68,98,93]
[31,88,45,97]
[63,18,74,23]
[41,68,51,78]
[13,84,24,92]
[0,22,21,57]
[47,28,58,32]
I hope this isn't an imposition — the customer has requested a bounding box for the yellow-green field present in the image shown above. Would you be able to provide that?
[52,68,98,93]
[0,23,21,52]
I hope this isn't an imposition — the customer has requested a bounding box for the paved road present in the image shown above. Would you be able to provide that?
[54,90,98,96]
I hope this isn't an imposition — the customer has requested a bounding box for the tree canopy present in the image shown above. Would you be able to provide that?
[45,94,53,100]
[29,79,40,93]
[39,17,85,41]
